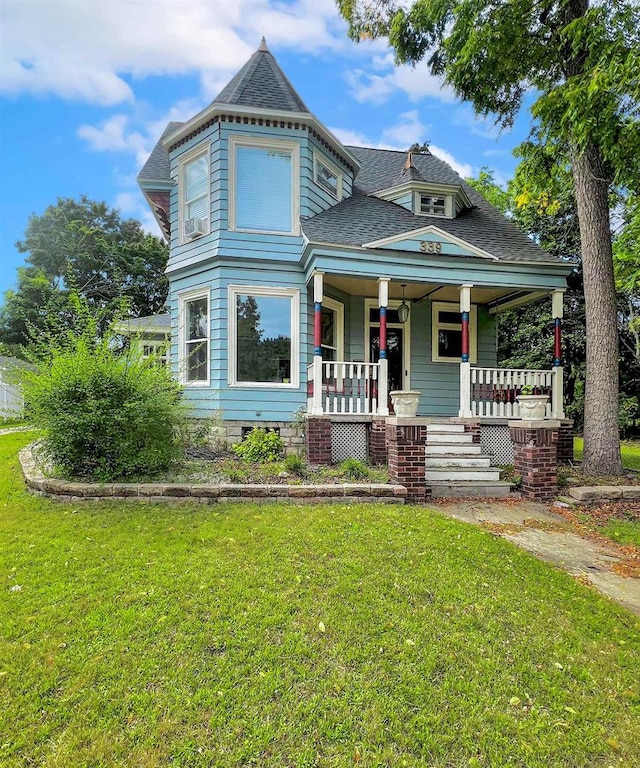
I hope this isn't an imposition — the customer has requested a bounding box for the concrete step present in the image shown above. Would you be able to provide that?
[426,431,474,444]
[425,443,482,456]
[426,423,466,434]
[425,468,501,482]
[429,481,514,498]
[425,455,491,468]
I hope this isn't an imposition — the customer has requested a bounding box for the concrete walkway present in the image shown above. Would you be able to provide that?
[436,499,640,617]
[0,426,33,436]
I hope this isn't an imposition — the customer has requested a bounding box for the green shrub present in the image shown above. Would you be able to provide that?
[340,458,369,480]
[23,335,187,481]
[283,453,305,475]
[232,427,284,462]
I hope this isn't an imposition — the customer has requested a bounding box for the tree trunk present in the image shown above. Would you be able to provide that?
[572,143,623,475]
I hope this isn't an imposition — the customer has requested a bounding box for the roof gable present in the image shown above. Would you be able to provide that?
[363,225,498,260]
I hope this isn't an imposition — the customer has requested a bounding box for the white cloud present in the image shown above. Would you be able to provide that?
[428,146,473,179]
[346,55,455,105]
[114,191,161,237]
[0,0,348,106]
[331,114,473,179]
[78,115,149,166]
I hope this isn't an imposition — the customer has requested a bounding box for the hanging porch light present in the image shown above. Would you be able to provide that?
[397,284,410,323]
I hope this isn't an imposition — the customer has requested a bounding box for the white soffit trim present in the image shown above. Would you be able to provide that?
[363,225,499,261]
[162,104,361,173]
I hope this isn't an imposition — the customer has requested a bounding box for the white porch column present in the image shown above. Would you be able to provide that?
[551,289,566,419]
[377,277,390,416]
[310,270,324,415]
[459,283,473,417]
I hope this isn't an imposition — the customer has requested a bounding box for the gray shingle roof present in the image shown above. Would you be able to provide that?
[302,147,563,264]
[138,122,184,182]
[349,146,463,192]
[211,37,308,113]
[118,313,171,331]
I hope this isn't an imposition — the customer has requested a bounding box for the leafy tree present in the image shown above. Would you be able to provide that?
[0,196,168,349]
[338,0,640,473]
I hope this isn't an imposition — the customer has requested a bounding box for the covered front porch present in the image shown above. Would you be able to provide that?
[305,271,566,422]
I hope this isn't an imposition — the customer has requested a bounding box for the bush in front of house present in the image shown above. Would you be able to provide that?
[23,332,186,482]
[232,427,285,462]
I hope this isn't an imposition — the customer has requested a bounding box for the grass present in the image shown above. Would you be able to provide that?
[574,437,640,471]
[2,432,640,768]
[602,518,640,548]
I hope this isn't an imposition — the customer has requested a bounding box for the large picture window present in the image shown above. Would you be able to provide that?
[179,291,209,384]
[431,301,477,363]
[229,286,299,387]
[229,136,299,235]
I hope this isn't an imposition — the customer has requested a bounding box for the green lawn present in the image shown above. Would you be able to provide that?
[574,437,640,471]
[2,432,639,767]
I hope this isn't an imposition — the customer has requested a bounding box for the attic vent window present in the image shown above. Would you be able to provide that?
[419,194,446,216]
[314,152,343,200]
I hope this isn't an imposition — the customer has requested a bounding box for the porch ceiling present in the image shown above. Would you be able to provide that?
[323,274,548,308]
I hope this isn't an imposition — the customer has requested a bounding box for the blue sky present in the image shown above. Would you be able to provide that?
[0,0,535,299]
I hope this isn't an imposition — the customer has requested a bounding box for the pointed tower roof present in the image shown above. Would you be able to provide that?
[394,151,425,185]
[211,37,309,113]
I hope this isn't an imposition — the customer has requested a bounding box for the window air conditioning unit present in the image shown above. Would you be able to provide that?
[184,217,207,238]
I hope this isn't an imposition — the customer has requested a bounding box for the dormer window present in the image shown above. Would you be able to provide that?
[418,193,447,216]
[314,152,343,200]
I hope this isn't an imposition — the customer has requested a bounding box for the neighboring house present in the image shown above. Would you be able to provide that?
[0,355,33,417]
[114,313,170,365]
[136,38,572,468]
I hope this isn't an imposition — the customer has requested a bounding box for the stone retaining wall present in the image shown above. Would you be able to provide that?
[567,485,640,502]
[19,446,406,505]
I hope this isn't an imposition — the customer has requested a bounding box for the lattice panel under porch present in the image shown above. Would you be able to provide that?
[331,423,368,463]
[480,425,514,465]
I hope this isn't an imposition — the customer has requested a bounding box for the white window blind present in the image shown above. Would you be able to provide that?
[235,146,292,232]
[185,154,208,220]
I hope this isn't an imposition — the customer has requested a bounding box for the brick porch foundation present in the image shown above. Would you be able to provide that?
[369,418,387,465]
[386,419,427,502]
[557,420,574,465]
[305,416,332,465]
[509,420,560,501]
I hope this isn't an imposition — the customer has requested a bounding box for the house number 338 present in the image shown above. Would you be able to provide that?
[420,240,442,254]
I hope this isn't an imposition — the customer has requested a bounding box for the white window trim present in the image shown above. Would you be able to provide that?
[321,296,345,360]
[228,135,300,236]
[414,191,453,218]
[313,151,343,201]
[178,143,211,245]
[178,287,211,386]
[432,301,477,364]
[364,298,411,389]
[228,285,300,388]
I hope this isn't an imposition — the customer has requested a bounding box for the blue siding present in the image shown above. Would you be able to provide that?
[389,192,413,212]
[377,233,478,257]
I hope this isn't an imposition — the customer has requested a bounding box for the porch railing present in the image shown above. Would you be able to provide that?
[470,367,556,418]
[307,361,379,415]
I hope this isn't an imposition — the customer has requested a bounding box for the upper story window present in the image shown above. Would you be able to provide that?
[230,136,300,235]
[314,152,343,200]
[419,193,447,216]
[179,145,210,242]
[179,290,209,385]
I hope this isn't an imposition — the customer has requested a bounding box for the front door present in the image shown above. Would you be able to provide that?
[369,327,405,392]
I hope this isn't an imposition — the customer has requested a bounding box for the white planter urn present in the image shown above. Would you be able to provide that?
[516,394,549,421]
[390,390,422,418]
